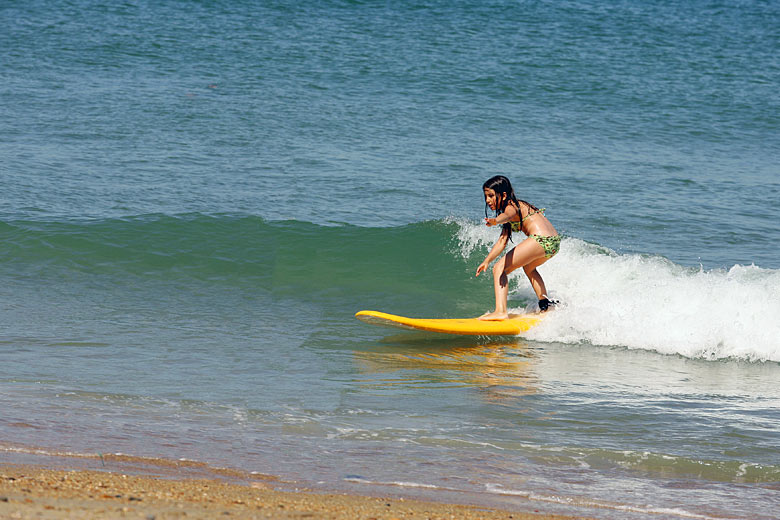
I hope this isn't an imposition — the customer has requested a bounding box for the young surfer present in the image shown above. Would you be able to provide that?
[476,175,560,320]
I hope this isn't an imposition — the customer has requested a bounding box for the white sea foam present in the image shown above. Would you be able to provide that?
[454,220,780,362]
[485,483,731,519]
[344,477,442,489]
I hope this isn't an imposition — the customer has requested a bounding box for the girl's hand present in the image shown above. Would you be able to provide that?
[484,218,497,227]
[475,261,489,277]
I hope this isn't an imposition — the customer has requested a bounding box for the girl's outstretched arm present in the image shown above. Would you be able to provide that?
[476,226,511,277]
[484,204,519,228]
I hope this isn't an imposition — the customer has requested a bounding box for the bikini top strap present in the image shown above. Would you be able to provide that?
[517,201,543,226]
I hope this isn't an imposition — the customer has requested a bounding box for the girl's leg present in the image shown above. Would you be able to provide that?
[479,238,547,320]
[523,256,550,300]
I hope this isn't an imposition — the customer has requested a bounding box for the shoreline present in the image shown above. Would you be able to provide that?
[0,449,587,520]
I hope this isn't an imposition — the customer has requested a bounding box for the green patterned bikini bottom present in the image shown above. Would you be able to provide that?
[531,234,561,258]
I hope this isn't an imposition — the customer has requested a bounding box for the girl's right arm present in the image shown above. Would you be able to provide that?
[475,226,510,276]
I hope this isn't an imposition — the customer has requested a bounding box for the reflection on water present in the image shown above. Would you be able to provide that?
[352,333,539,400]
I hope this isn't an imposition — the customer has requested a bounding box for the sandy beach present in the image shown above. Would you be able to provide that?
[0,462,586,520]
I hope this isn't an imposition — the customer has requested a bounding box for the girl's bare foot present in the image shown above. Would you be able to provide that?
[477,311,509,321]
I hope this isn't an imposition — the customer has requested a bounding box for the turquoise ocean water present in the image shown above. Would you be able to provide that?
[2,1,779,518]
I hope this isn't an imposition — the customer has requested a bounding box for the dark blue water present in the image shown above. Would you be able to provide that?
[2,1,779,518]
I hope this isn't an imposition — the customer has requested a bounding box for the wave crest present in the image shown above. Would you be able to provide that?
[453,218,780,362]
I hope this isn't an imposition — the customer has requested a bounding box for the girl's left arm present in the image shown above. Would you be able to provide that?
[476,226,510,277]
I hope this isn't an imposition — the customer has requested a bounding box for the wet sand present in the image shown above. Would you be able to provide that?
[0,463,585,520]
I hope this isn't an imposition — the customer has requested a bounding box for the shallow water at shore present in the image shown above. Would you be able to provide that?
[4,327,780,519]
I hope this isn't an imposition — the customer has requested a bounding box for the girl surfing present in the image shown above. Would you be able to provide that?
[476,175,561,320]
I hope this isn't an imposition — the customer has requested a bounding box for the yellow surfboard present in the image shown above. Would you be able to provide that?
[355,310,542,336]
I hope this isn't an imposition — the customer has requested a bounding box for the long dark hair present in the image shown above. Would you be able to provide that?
[482,175,538,226]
